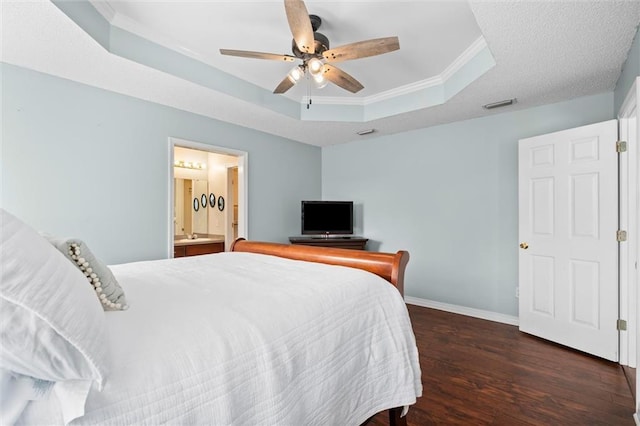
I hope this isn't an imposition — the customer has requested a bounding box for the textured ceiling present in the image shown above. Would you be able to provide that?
[1,1,639,146]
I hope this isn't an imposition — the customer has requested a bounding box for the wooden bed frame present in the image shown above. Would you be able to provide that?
[230,238,411,426]
[231,238,410,296]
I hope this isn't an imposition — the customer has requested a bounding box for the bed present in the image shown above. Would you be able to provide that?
[0,209,422,426]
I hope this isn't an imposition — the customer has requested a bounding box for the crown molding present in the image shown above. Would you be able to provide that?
[363,75,443,105]
[55,0,495,123]
[307,36,488,107]
[91,1,214,67]
[300,73,442,106]
[441,36,488,82]
[90,1,488,111]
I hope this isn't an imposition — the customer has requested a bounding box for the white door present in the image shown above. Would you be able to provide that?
[518,119,619,361]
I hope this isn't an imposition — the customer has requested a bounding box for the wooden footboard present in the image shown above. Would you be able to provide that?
[230,238,409,296]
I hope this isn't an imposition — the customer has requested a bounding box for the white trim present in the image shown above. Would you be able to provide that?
[618,79,638,369]
[168,137,249,257]
[361,75,443,105]
[302,75,442,106]
[636,77,640,426]
[94,2,487,109]
[404,296,519,326]
[306,36,488,107]
[74,3,492,122]
[616,76,640,418]
[237,152,248,242]
[621,79,640,115]
[440,36,488,82]
[96,1,208,63]
[300,96,365,107]
[167,141,176,259]
[225,165,239,252]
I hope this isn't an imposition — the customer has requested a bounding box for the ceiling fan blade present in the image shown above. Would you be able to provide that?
[322,37,400,63]
[323,64,364,94]
[273,75,296,94]
[284,0,315,54]
[220,49,296,62]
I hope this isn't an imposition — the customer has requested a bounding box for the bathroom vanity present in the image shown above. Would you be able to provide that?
[174,235,225,258]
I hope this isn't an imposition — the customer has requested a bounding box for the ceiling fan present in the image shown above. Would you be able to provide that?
[219,0,400,95]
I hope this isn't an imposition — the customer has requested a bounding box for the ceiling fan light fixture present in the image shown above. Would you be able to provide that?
[288,65,304,83]
[313,73,329,89]
[307,57,324,76]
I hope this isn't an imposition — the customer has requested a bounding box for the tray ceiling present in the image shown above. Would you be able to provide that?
[2,1,639,146]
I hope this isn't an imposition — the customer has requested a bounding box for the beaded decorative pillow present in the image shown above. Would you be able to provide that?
[42,236,128,311]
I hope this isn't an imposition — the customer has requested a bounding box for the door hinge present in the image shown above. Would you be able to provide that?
[616,141,627,153]
[617,230,628,242]
[617,319,627,331]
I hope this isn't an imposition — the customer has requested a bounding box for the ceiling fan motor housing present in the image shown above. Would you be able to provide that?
[309,14,322,31]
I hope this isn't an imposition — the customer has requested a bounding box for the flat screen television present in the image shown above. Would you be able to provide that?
[301,200,353,236]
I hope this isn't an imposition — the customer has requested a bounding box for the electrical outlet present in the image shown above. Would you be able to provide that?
[515,287,519,298]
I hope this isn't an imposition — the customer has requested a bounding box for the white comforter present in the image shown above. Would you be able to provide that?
[19,252,422,425]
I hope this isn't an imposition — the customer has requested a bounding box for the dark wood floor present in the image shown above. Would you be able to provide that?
[370,305,635,425]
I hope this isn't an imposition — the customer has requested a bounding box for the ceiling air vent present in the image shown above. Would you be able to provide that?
[482,98,517,110]
[356,129,376,136]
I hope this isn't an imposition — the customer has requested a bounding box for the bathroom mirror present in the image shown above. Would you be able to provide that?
[174,178,208,236]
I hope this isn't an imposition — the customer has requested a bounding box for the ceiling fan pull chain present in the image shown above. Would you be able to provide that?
[306,73,312,109]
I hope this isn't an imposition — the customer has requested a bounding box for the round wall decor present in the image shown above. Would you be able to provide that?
[218,196,225,211]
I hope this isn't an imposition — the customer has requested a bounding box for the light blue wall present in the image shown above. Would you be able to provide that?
[1,64,321,264]
[322,93,614,316]
[615,26,640,114]
[614,25,640,115]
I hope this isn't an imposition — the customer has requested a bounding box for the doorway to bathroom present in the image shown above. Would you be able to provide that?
[168,137,248,256]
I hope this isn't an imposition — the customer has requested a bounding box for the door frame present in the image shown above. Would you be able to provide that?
[618,79,639,370]
[616,78,640,422]
[225,165,239,252]
[167,137,249,257]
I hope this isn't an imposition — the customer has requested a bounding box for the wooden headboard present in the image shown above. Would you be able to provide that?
[230,238,410,297]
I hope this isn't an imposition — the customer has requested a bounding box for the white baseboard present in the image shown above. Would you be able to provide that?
[404,296,519,326]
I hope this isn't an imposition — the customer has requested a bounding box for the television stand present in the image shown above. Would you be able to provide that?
[289,236,368,250]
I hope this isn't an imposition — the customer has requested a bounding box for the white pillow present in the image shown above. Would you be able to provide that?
[0,209,109,422]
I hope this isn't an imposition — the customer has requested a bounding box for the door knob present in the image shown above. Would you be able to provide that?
[519,242,529,249]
